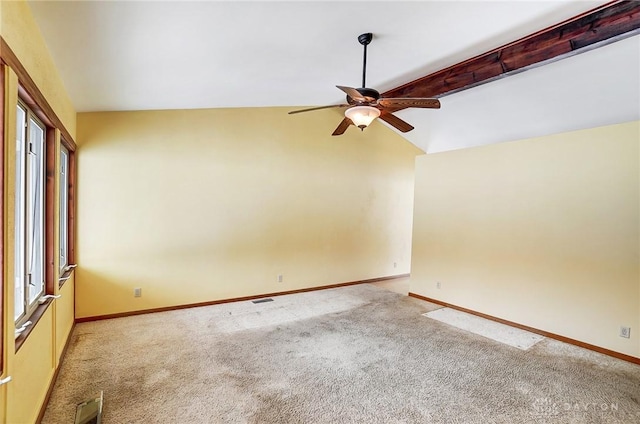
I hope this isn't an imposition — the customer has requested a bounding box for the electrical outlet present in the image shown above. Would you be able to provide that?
[620,326,631,339]
[393,262,397,268]
[277,274,283,283]
[134,288,142,297]
[436,281,441,289]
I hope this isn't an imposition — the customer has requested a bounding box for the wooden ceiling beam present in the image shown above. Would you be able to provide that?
[382,1,640,100]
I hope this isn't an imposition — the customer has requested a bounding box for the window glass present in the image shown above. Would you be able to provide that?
[27,118,45,305]
[60,146,69,271]
[14,105,26,321]
[15,103,46,325]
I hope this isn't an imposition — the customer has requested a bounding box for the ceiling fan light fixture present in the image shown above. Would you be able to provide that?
[344,105,380,130]
[288,33,440,136]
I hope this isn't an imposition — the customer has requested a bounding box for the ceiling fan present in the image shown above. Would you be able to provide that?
[289,33,441,136]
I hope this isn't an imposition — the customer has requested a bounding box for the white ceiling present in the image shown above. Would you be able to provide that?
[28,0,639,153]
[399,35,640,152]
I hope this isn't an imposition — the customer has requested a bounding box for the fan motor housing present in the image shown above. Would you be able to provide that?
[347,87,380,104]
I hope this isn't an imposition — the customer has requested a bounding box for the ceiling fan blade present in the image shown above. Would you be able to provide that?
[378,112,414,133]
[332,118,353,136]
[378,98,441,109]
[336,85,369,102]
[288,104,349,115]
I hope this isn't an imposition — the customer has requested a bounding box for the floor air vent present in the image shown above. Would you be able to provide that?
[252,298,274,304]
[75,391,103,424]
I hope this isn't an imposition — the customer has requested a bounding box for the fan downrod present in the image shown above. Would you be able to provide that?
[358,33,373,88]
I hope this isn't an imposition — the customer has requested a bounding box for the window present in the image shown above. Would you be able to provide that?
[2,56,77,351]
[14,101,46,327]
[59,145,69,272]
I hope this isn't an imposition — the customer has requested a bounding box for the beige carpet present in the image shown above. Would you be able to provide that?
[43,284,640,423]
[424,308,545,350]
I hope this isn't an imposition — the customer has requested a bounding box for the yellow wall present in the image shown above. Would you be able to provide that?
[55,276,74,361]
[0,63,9,424]
[5,311,55,424]
[1,1,77,422]
[76,108,421,318]
[410,121,640,358]
[0,0,76,139]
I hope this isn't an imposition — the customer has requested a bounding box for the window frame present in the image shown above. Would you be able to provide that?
[1,39,77,352]
[14,99,47,329]
[58,139,75,288]
[14,93,58,351]
[59,145,69,273]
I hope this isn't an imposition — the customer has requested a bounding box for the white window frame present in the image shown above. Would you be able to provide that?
[15,100,46,328]
[59,145,69,272]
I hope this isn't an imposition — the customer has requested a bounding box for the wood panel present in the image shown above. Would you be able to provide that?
[383,1,640,100]
[36,322,75,423]
[45,131,56,295]
[67,149,76,273]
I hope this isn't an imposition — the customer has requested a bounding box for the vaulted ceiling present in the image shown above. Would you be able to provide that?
[28,1,639,153]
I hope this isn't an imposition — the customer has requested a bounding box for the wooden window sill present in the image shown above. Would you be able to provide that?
[58,268,74,289]
[15,299,53,352]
